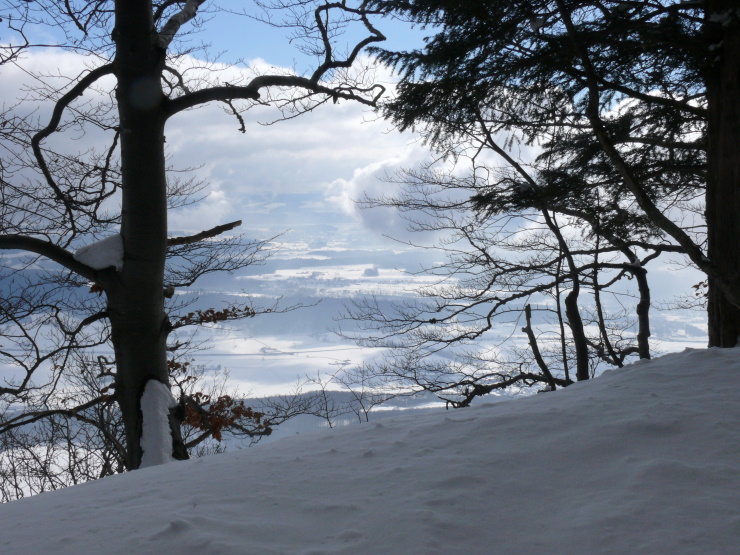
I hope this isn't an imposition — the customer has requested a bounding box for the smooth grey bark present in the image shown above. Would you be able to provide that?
[103,0,187,469]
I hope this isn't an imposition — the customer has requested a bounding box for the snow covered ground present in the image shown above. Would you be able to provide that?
[1,348,738,554]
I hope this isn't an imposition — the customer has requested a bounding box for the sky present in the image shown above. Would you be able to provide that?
[0,2,710,396]
[1,347,737,552]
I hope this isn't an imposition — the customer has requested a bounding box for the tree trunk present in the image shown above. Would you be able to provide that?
[564,284,590,381]
[706,1,740,348]
[544,211,590,381]
[522,304,558,390]
[106,0,187,469]
[632,266,651,359]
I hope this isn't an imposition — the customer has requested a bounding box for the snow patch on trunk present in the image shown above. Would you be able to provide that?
[73,234,124,271]
[140,380,177,468]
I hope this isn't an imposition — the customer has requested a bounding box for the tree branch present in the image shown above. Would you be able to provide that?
[167,220,242,247]
[30,63,115,233]
[164,75,384,117]
[310,1,386,83]
[0,234,97,280]
[555,0,740,310]
[522,304,558,391]
[0,396,112,435]
[156,0,207,50]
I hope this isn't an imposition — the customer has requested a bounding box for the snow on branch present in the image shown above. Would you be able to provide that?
[73,234,124,271]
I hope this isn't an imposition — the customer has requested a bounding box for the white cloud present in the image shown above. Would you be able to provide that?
[324,144,450,243]
[168,186,236,233]
[2,47,427,247]
[164,96,413,200]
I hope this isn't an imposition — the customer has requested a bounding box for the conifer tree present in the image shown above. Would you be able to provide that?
[369,0,738,346]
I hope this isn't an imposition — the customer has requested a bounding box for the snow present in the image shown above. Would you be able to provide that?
[0,348,738,554]
[73,234,124,271]
[139,380,178,468]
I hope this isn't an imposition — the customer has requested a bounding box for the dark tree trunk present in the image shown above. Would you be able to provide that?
[564,283,590,381]
[522,304,558,390]
[544,210,590,381]
[554,247,570,381]
[632,266,651,359]
[706,0,740,348]
[105,0,187,469]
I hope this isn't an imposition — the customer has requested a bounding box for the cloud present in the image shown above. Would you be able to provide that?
[164,95,411,199]
[323,144,446,243]
[168,186,236,233]
[2,47,426,247]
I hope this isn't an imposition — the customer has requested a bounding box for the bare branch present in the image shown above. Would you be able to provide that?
[165,75,384,117]
[310,1,386,83]
[522,304,559,391]
[30,63,115,238]
[0,234,97,280]
[0,396,112,435]
[167,220,242,247]
[156,0,208,50]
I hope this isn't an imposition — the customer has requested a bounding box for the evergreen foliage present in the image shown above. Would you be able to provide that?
[367,0,739,345]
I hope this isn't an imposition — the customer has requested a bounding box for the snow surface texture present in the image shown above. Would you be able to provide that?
[73,234,124,271]
[139,380,178,468]
[1,348,738,554]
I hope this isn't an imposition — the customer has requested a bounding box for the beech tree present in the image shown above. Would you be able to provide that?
[368,0,738,346]
[0,0,385,470]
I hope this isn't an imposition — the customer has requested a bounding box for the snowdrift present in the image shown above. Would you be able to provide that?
[1,348,738,554]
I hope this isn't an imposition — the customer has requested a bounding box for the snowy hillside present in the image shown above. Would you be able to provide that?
[1,348,738,554]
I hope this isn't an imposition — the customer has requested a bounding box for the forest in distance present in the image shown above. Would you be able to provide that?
[0,0,738,522]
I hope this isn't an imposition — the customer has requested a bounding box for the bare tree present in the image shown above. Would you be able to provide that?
[331,363,396,422]
[339,159,679,406]
[0,0,385,470]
